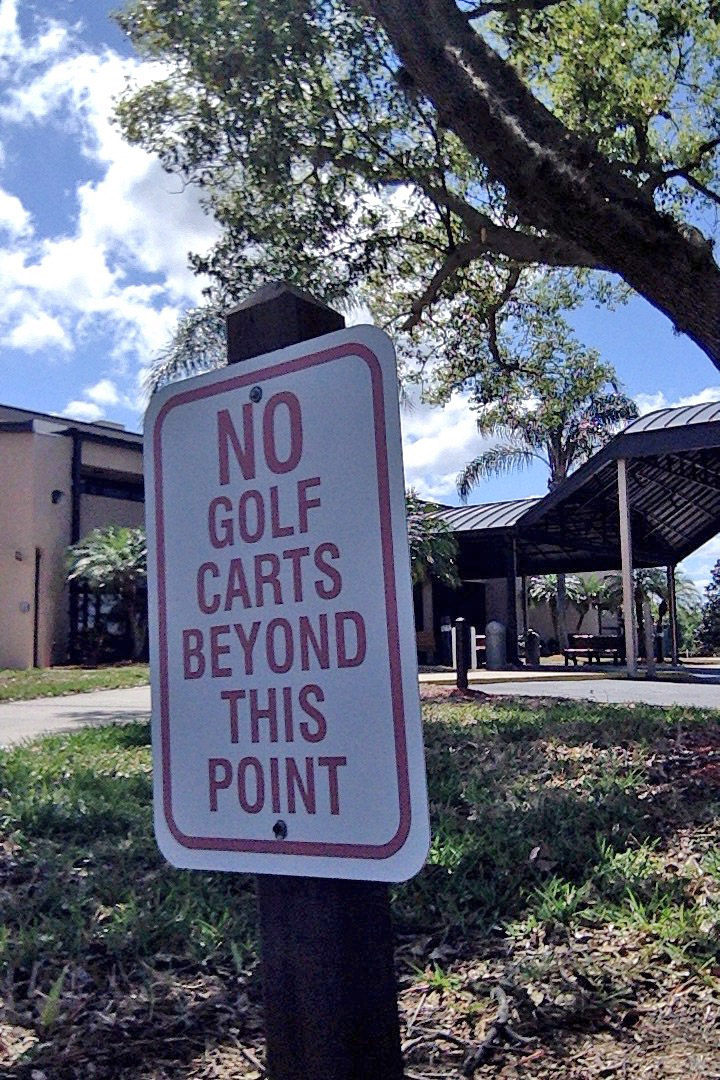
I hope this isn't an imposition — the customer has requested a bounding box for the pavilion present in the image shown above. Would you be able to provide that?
[430,402,720,673]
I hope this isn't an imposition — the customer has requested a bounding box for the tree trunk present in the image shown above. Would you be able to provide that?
[635,590,645,658]
[359,0,720,370]
[556,573,569,652]
[125,590,147,662]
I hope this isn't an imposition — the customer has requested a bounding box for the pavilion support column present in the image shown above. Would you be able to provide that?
[667,564,680,666]
[505,539,520,667]
[617,459,638,677]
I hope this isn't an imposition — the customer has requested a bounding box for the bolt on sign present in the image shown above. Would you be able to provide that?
[144,326,430,881]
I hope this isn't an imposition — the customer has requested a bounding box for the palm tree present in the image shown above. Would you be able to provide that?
[573,573,618,634]
[406,491,459,587]
[603,567,700,654]
[67,527,148,661]
[527,574,583,645]
[458,353,638,648]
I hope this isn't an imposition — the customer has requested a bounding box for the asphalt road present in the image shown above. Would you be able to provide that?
[479,677,720,709]
[0,677,718,749]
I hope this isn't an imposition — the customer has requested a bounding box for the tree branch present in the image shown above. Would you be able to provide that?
[318,145,605,270]
[461,0,563,18]
[647,135,720,195]
[682,172,720,208]
[354,0,720,368]
[402,237,481,329]
[487,265,522,368]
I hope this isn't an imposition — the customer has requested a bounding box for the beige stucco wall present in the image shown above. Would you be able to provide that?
[32,433,73,665]
[0,431,73,667]
[0,431,37,668]
[80,494,145,536]
[0,428,145,669]
[482,575,619,648]
[82,440,143,476]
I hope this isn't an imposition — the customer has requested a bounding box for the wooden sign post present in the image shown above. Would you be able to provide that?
[227,285,404,1080]
[144,282,430,1079]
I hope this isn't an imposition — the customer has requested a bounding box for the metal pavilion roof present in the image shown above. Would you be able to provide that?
[622,401,720,433]
[437,401,720,578]
[437,497,540,532]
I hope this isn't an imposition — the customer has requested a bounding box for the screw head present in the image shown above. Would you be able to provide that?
[273,820,288,839]
[250,385,263,403]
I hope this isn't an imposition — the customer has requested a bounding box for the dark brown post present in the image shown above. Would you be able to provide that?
[226,282,404,1080]
[455,616,469,690]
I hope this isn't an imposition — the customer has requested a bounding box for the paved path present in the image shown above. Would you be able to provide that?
[477,677,720,709]
[1,675,718,750]
[0,685,151,747]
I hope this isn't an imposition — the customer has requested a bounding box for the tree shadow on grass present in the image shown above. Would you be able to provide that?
[3,704,720,1077]
[395,699,720,945]
[1,722,262,1078]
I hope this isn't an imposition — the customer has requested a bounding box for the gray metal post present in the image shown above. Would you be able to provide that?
[617,458,638,676]
[667,564,680,665]
[642,600,657,679]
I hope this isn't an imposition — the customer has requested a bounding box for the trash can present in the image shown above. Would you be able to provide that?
[485,620,506,670]
[525,629,541,667]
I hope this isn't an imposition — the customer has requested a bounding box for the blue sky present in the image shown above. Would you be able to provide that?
[1,0,719,591]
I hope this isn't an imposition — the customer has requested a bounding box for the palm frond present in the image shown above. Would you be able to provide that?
[457,445,535,501]
[145,305,227,394]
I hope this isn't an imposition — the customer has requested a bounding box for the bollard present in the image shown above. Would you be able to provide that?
[455,617,469,690]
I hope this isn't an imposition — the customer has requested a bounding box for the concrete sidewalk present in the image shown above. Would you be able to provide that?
[0,685,151,747]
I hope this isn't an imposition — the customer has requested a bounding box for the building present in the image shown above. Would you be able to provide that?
[0,403,143,669]
[423,402,720,670]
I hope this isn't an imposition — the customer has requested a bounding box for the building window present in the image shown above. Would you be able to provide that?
[80,476,144,502]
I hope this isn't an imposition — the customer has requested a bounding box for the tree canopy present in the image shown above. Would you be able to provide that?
[454,350,638,499]
[117,0,720,369]
[698,559,720,654]
[406,491,459,586]
[67,527,148,661]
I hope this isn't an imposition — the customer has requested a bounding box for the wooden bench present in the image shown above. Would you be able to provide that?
[563,634,625,666]
[416,630,436,659]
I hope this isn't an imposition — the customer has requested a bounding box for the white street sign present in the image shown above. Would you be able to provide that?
[144,326,430,881]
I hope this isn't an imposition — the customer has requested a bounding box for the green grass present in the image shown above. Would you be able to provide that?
[396,700,720,961]
[2,697,720,1076]
[0,663,149,701]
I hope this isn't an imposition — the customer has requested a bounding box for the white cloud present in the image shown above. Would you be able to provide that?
[681,535,720,594]
[401,391,497,502]
[0,12,219,404]
[86,378,120,406]
[636,386,720,415]
[63,399,104,422]
[62,375,144,423]
[0,0,69,79]
[0,188,31,237]
[4,310,71,351]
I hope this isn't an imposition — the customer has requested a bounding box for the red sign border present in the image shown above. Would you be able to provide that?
[151,341,412,859]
